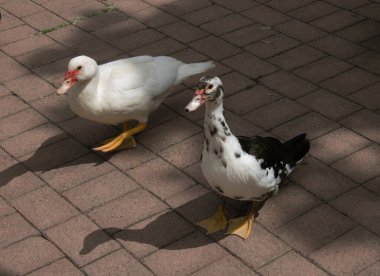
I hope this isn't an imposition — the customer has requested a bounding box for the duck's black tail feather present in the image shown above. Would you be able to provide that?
[283,133,310,167]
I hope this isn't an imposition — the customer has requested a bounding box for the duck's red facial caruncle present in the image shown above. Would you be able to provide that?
[185,85,207,112]
[57,69,80,95]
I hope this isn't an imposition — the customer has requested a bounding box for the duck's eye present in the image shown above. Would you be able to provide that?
[207,84,213,90]
[77,66,82,70]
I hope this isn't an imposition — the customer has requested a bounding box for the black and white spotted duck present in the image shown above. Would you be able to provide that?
[185,76,310,239]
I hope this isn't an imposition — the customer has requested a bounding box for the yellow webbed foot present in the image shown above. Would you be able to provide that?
[198,205,228,235]
[227,216,254,239]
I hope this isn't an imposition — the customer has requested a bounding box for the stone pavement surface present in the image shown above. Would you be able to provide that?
[0,0,380,275]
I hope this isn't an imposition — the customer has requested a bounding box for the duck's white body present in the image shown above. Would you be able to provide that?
[63,55,214,125]
[200,103,279,201]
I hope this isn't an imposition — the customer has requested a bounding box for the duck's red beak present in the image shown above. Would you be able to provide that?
[57,69,79,95]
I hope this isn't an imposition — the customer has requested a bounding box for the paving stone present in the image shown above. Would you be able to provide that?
[222,24,277,47]
[183,4,232,25]
[331,187,380,235]
[320,67,379,96]
[142,232,227,275]
[275,19,327,42]
[289,1,339,22]
[245,33,300,59]
[0,236,63,275]
[290,157,357,200]
[311,34,366,59]
[138,117,201,152]
[350,51,380,75]
[0,212,38,249]
[71,39,122,63]
[259,70,317,98]
[297,89,361,120]
[211,0,258,11]
[0,9,24,31]
[131,6,178,28]
[336,19,380,43]
[12,186,78,230]
[190,36,241,60]
[223,110,263,137]
[218,223,289,268]
[257,250,328,276]
[23,10,67,32]
[127,158,196,199]
[46,215,120,267]
[75,10,128,33]
[0,197,14,218]
[41,153,114,192]
[0,108,47,141]
[115,210,195,258]
[275,204,355,255]
[244,98,308,130]
[130,37,186,57]
[1,35,54,57]
[63,170,139,212]
[0,123,67,158]
[193,255,257,275]
[28,258,84,276]
[356,3,380,22]
[350,82,380,110]
[0,24,36,47]
[269,45,325,70]
[324,0,369,9]
[272,112,339,141]
[0,95,28,119]
[310,227,380,275]
[160,0,212,16]
[310,127,371,164]
[92,18,146,41]
[365,176,380,197]
[0,54,30,82]
[242,5,289,26]
[340,109,380,143]
[201,14,252,35]
[88,189,167,231]
[267,0,315,12]
[257,183,320,230]
[84,249,152,276]
[111,28,164,52]
[357,260,380,276]
[0,85,10,98]
[159,20,208,43]
[311,10,364,33]
[332,144,380,183]
[224,85,281,115]
[219,71,256,97]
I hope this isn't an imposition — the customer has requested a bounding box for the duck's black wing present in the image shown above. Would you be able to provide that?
[237,134,310,181]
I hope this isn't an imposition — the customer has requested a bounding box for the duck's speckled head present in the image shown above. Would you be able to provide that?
[57,55,98,95]
[185,76,223,112]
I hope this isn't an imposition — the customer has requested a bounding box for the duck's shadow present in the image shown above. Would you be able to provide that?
[80,192,249,255]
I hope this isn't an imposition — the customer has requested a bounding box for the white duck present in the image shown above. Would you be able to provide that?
[57,55,214,152]
[185,76,310,239]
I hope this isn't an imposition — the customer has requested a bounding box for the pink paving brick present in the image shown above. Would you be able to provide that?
[11,186,78,229]
[84,249,153,276]
[290,156,357,200]
[257,183,320,230]
[331,187,380,235]
[5,73,55,102]
[244,98,308,130]
[0,197,14,218]
[159,20,208,43]
[257,250,328,276]
[71,39,122,63]
[115,210,195,258]
[46,215,120,267]
[88,189,168,231]
[0,212,38,249]
[242,5,289,26]
[337,19,380,43]
[275,19,327,42]
[131,6,178,28]
[47,25,95,47]
[23,10,67,31]
[310,227,380,275]
[0,54,30,82]
[92,17,146,41]
[224,85,281,115]
[40,153,114,192]
[272,112,339,140]
[127,158,196,199]
[190,36,241,60]
[0,24,36,47]
[219,71,256,97]
[160,0,212,16]
[222,23,277,47]
[0,108,47,141]
[222,110,264,137]
[138,117,202,152]
[218,223,289,268]
[267,0,316,12]
[129,37,186,57]
[28,258,84,276]
[159,133,203,168]
[0,123,67,158]
[1,33,54,57]
[142,232,227,275]
[349,51,380,76]
[0,10,23,32]
[193,255,258,275]
[311,10,364,33]
[358,261,380,276]
[365,176,380,197]
[275,204,355,255]
[310,127,371,164]
[201,14,252,35]
[212,0,258,11]
[0,236,63,275]
[63,170,139,212]
[297,89,361,120]
[75,10,128,33]
[332,144,380,183]
[107,145,157,171]
[0,95,28,118]
[260,70,317,99]
[183,4,232,26]
[350,81,380,110]
[1,0,43,17]
[0,85,10,98]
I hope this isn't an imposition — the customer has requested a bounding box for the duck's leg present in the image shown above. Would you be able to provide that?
[93,122,147,152]
[198,198,228,235]
[226,200,266,239]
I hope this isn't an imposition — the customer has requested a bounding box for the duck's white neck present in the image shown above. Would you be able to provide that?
[204,100,233,144]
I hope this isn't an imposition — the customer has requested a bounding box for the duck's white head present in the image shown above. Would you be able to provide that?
[57,55,98,95]
[185,76,224,112]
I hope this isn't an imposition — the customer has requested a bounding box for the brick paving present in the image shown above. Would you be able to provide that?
[0,0,379,275]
